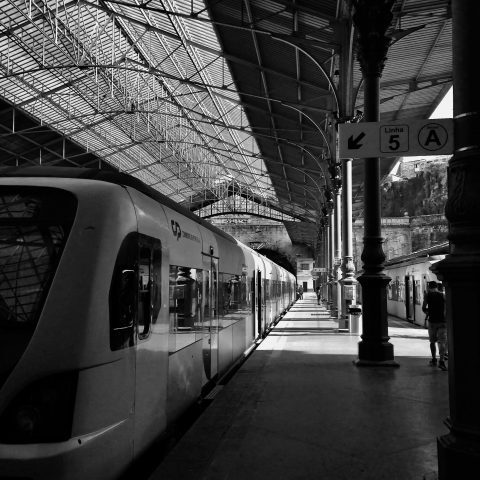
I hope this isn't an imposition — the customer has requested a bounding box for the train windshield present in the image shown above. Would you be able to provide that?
[0,187,77,382]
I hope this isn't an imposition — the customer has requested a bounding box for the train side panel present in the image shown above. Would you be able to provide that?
[124,188,172,458]
[215,234,248,377]
[160,205,207,423]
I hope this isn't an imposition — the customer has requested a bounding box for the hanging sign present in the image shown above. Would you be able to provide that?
[338,118,453,159]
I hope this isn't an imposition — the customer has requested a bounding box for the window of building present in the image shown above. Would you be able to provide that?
[300,263,310,271]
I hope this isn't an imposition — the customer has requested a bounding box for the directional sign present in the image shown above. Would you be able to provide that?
[338,118,453,159]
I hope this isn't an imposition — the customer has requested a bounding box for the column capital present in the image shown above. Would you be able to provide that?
[352,0,394,78]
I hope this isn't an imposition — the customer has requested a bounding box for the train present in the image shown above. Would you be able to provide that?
[383,242,449,326]
[0,166,296,479]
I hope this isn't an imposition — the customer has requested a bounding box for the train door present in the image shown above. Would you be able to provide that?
[257,270,263,336]
[202,254,218,381]
[405,275,415,322]
[251,271,258,338]
[133,234,166,456]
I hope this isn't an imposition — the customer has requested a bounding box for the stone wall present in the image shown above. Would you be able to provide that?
[353,214,448,272]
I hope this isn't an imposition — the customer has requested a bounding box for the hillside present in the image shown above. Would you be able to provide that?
[382,160,448,217]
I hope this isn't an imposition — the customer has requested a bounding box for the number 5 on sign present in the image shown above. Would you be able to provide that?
[380,124,409,153]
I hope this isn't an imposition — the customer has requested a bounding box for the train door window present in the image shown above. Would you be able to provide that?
[219,273,244,322]
[212,259,218,321]
[110,233,161,349]
[414,280,421,304]
[137,236,162,341]
[240,274,248,311]
[169,265,202,350]
[110,233,137,351]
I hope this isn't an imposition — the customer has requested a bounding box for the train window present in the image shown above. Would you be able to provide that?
[391,277,399,302]
[109,233,162,349]
[169,265,202,350]
[110,233,137,351]
[218,273,249,326]
[137,236,162,341]
[0,187,77,382]
[264,279,270,301]
[414,280,421,305]
[0,188,76,328]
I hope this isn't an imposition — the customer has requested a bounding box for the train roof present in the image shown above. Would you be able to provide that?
[0,166,238,245]
[384,242,449,268]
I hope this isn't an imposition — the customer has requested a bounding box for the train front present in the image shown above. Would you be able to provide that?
[0,176,138,479]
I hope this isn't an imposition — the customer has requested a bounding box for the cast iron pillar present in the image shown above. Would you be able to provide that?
[352,0,397,366]
[432,1,480,477]
[335,13,358,329]
[333,166,343,319]
[328,210,335,309]
[319,221,328,299]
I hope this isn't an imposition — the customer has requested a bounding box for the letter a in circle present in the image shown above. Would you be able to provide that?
[425,129,441,147]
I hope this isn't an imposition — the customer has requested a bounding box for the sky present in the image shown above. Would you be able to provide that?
[430,87,453,119]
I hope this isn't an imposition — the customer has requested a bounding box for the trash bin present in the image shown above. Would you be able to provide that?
[348,305,362,334]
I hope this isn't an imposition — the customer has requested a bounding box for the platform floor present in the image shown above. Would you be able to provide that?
[150,292,449,480]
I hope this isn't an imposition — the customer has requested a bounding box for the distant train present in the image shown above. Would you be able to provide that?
[383,242,448,326]
[0,167,296,479]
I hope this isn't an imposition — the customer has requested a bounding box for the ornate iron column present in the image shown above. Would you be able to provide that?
[319,218,328,299]
[331,164,343,318]
[352,0,397,365]
[328,209,335,308]
[323,189,334,308]
[432,1,480,476]
[335,13,358,329]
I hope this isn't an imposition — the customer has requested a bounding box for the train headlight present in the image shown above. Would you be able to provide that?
[14,405,40,438]
[0,371,78,444]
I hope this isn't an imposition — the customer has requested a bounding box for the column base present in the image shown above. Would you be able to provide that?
[438,432,480,480]
[338,315,349,330]
[354,358,399,367]
[355,339,398,366]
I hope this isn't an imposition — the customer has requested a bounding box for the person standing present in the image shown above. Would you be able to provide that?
[437,283,448,360]
[297,285,303,300]
[316,286,321,305]
[298,285,303,299]
[422,281,447,371]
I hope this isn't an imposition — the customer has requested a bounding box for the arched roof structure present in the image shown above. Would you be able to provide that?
[0,0,452,248]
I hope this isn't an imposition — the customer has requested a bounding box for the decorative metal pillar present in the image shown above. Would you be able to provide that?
[323,189,334,308]
[335,13,358,329]
[319,220,328,299]
[328,210,335,308]
[352,0,397,366]
[432,1,480,477]
[340,158,357,327]
[331,164,343,319]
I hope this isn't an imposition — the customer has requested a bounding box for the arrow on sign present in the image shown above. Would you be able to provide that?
[348,132,366,149]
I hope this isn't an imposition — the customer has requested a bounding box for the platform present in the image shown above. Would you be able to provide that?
[150,292,449,480]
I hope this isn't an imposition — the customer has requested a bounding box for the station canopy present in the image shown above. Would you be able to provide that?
[0,0,452,248]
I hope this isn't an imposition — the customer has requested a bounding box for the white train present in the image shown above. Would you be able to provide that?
[0,167,296,479]
[383,242,448,326]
